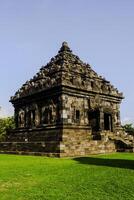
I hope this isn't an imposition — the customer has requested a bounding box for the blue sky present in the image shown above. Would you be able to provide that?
[0,0,134,123]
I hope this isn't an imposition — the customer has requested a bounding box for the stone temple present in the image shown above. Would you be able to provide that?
[0,42,133,157]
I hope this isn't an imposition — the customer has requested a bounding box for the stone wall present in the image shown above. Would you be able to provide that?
[60,128,116,157]
[15,95,62,129]
[0,127,62,156]
[61,93,121,132]
[0,127,116,157]
[61,94,89,125]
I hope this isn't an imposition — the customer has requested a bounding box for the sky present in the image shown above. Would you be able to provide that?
[0,0,134,124]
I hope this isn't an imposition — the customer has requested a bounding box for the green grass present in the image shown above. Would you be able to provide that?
[0,153,134,200]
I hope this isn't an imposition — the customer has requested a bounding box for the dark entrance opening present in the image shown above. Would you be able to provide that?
[76,110,80,122]
[88,110,100,131]
[88,110,101,140]
[104,113,112,131]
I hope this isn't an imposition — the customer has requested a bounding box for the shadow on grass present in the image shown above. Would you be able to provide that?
[73,156,134,170]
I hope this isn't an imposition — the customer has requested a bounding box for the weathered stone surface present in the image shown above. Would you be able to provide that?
[0,42,133,157]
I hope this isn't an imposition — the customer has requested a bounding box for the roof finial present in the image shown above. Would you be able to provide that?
[62,41,69,47]
[59,41,72,53]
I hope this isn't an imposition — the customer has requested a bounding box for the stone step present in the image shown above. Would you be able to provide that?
[0,141,60,154]
[6,135,62,142]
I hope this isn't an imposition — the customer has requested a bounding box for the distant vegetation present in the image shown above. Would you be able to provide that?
[0,117,15,141]
[122,123,134,135]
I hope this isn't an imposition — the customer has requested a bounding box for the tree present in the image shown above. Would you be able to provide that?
[0,117,15,141]
[122,123,134,135]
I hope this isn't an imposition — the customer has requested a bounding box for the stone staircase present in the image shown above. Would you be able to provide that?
[101,130,134,152]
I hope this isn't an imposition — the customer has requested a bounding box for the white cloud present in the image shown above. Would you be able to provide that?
[121,117,134,125]
[0,107,13,118]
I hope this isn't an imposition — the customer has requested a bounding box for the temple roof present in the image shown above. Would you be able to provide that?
[11,42,123,102]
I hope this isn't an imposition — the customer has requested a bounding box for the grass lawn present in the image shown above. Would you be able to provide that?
[0,153,134,200]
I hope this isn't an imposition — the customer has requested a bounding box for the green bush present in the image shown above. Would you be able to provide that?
[0,117,15,141]
[122,123,134,135]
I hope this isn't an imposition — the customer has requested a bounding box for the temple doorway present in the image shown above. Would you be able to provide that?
[88,110,100,132]
[104,113,112,131]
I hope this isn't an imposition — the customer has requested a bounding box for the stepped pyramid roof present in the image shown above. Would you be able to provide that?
[11,42,123,102]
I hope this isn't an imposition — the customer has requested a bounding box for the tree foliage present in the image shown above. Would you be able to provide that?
[0,117,15,141]
[122,123,134,135]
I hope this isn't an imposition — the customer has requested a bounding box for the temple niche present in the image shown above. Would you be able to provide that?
[0,42,133,157]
